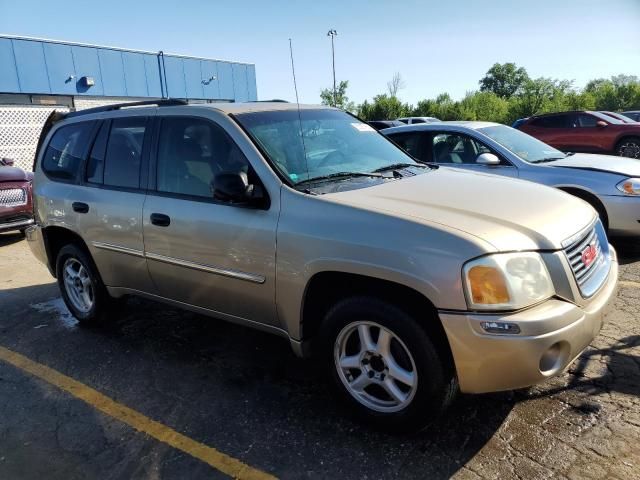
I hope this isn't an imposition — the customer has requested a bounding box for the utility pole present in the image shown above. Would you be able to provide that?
[327,29,338,106]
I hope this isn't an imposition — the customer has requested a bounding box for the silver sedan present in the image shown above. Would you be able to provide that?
[383,121,640,236]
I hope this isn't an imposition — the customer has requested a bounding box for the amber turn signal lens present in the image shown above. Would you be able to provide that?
[467,266,510,304]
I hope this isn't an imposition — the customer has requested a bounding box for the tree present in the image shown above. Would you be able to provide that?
[479,63,530,98]
[320,80,355,112]
[357,94,411,120]
[386,72,405,97]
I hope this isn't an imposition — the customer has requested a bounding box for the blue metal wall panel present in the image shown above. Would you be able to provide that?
[0,38,20,92]
[217,61,234,100]
[232,63,248,102]
[143,54,163,97]
[121,52,148,97]
[162,56,186,99]
[182,58,203,99]
[42,43,76,94]
[98,49,126,96]
[247,64,257,101]
[12,39,50,94]
[71,46,103,95]
[200,60,219,100]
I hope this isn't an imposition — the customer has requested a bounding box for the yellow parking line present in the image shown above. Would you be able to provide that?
[0,345,276,480]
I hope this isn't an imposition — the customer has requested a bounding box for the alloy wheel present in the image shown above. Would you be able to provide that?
[62,258,94,313]
[334,321,418,412]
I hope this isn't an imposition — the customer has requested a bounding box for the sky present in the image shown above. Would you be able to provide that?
[1,0,639,105]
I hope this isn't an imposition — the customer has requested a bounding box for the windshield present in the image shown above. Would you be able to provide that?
[234,109,420,185]
[478,125,567,163]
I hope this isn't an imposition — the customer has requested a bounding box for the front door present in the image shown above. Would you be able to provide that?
[428,132,519,178]
[142,115,278,327]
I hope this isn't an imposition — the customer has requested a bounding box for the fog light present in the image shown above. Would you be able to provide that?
[480,321,520,334]
[539,341,570,374]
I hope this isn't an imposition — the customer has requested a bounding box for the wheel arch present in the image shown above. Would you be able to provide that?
[555,186,609,230]
[42,226,91,277]
[300,271,455,373]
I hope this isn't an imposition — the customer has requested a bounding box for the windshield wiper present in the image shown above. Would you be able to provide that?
[295,171,385,186]
[373,163,428,173]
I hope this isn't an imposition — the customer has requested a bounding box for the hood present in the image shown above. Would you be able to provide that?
[547,153,640,177]
[0,166,31,183]
[324,167,596,251]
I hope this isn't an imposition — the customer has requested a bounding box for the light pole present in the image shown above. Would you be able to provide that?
[327,29,338,106]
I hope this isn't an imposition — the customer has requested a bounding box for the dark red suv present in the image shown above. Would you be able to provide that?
[0,158,34,235]
[517,111,640,158]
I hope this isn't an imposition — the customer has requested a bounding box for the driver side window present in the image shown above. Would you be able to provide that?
[431,133,503,165]
[156,117,250,199]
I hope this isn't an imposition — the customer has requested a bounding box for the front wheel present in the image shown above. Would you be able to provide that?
[616,137,640,159]
[320,297,457,432]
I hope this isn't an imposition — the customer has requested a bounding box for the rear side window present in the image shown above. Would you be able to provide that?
[103,117,147,189]
[388,132,425,160]
[530,115,571,128]
[86,121,110,184]
[42,122,94,180]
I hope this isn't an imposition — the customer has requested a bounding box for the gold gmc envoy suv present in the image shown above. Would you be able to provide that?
[27,100,618,431]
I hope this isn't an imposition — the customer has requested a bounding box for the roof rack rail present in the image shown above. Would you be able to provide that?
[67,99,188,118]
[250,99,289,103]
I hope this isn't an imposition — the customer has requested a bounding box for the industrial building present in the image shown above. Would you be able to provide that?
[0,34,258,170]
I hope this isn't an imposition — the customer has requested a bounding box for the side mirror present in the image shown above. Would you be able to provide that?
[211,171,266,206]
[596,120,608,128]
[476,153,500,165]
[0,157,15,166]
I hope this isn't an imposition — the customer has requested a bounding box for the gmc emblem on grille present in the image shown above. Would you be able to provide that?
[581,244,597,268]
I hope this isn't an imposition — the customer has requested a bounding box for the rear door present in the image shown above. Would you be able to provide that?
[142,114,279,327]
[522,114,573,151]
[77,114,156,293]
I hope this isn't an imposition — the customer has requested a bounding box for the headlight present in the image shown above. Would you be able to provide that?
[616,178,640,195]
[463,252,554,311]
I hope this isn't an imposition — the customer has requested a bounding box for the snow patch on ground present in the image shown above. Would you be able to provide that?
[30,298,77,329]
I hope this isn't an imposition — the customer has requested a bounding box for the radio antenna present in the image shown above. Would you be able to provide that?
[289,38,309,181]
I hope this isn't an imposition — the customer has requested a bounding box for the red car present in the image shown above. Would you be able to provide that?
[517,110,640,158]
[0,158,34,235]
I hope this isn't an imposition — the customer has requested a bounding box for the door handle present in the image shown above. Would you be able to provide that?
[72,202,89,214]
[150,213,171,227]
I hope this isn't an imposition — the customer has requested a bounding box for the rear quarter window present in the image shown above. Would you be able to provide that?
[41,122,94,180]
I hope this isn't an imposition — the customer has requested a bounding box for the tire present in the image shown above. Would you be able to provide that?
[319,296,457,433]
[616,137,640,159]
[55,243,114,325]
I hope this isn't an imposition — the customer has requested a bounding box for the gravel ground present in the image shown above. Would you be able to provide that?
[0,233,639,480]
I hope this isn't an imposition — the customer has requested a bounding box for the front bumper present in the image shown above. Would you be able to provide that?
[601,194,640,236]
[0,216,33,233]
[439,257,618,394]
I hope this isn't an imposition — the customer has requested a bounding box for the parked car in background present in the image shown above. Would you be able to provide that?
[367,120,404,131]
[384,122,640,236]
[27,100,617,432]
[622,111,640,122]
[600,111,637,123]
[0,157,33,235]
[397,116,440,124]
[511,118,528,129]
[516,111,640,158]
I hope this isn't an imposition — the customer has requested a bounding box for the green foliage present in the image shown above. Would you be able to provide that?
[353,64,640,125]
[320,80,356,112]
[357,94,411,120]
[479,62,530,98]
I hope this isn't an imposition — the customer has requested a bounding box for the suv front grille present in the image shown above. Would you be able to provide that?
[563,220,610,297]
[0,188,27,207]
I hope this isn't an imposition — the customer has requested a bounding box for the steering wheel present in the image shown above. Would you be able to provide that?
[318,150,347,168]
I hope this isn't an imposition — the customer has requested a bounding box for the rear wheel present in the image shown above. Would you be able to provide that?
[55,244,114,325]
[320,297,457,433]
[616,137,640,159]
